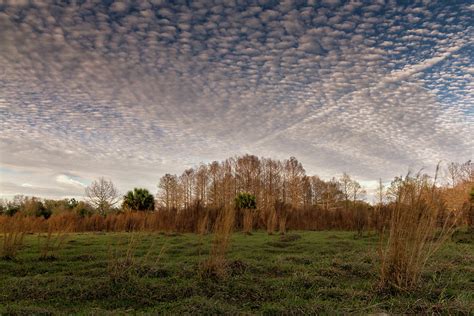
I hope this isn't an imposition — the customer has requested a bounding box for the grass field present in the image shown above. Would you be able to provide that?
[1,230,473,314]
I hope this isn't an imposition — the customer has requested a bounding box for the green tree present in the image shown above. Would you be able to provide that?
[5,204,20,217]
[74,201,93,217]
[235,192,257,234]
[235,192,257,210]
[34,201,52,219]
[68,198,79,209]
[122,188,155,211]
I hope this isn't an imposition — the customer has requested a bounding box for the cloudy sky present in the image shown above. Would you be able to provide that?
[0,0,472,200]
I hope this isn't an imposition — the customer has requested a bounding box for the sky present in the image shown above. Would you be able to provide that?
[0,0,473,201]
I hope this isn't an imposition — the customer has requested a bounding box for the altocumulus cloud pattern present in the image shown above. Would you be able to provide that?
[0,0,473,198]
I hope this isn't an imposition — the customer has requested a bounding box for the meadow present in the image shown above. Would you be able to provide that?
[1,230,473,315]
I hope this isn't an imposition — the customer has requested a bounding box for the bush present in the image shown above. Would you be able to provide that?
[35,202,52,219]
[5,205,20,217]
[74,202,94,218]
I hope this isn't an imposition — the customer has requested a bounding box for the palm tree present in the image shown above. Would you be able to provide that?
[235,192,257,234]
[122,188,155,211]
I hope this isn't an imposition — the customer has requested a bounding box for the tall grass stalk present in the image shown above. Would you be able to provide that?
[266,207,277,235]
[1,216,27,260]
[197,209,209,235]
[38,219,72,260]
[379,169,458,291]
[242,209,254,234]
[200,205,235,278]
[107,232,164,284]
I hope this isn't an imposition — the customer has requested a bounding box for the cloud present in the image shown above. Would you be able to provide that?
[55,174,87,188]
[0,0,472,198]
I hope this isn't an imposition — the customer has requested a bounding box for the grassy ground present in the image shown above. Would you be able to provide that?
[0,230,473,314]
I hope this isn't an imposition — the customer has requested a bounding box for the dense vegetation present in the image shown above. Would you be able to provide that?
[0,156,472,233]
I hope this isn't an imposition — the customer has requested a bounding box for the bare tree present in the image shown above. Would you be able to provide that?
[180,168,195,210]
[283,157,305,208]
[208,161,221,208]
[309,175,325,206]
[194,164,208,204]
[447,162,460,188]
[339,172,352,211]
[85,177,119,215]
[158,174,179,211]
[351,179,365,202]
[376,178,385,207]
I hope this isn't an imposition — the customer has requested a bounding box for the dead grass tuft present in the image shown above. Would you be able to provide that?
[199,205,234,279]
[379,169,458,291]
[38,216,72,260]
[1,215,28,260]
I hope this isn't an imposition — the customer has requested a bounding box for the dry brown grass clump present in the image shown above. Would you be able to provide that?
[1,215,28,260]
[107,232,164,284]
[199,205,235,279]
[38,216,72,260]
[265,207,277,235]
[275,201,289,235]
[107,233,142,284]
[242,209,254,235]
[379,170,458,291]
[197,209,210,235]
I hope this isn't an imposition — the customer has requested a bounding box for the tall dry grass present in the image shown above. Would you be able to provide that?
[275,201,289,234]
[37,216,72,260]
[107,233,142,284]
[379,170,458,291]
[265,207,277,235]
[242,208,254,234]
[197,209,210,235]
[1,184,468,236]
[200,205,235,279]
[107,232,165,284]
[1,215,28,260]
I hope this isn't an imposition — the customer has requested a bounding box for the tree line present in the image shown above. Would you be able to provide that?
[156,155,367,213]
[1,156,472,233]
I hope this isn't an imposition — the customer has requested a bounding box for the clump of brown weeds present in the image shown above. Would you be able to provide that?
[379,167,458,292]
[199,205,235,279]
[1,215,28,260]
[38,216,72,260]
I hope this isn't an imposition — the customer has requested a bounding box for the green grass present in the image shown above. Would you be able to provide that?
[0,230,473,314]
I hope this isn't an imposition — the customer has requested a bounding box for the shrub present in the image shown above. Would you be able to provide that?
[74,201,94,218]
[35,202,52,219]
[5,204,20,217]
